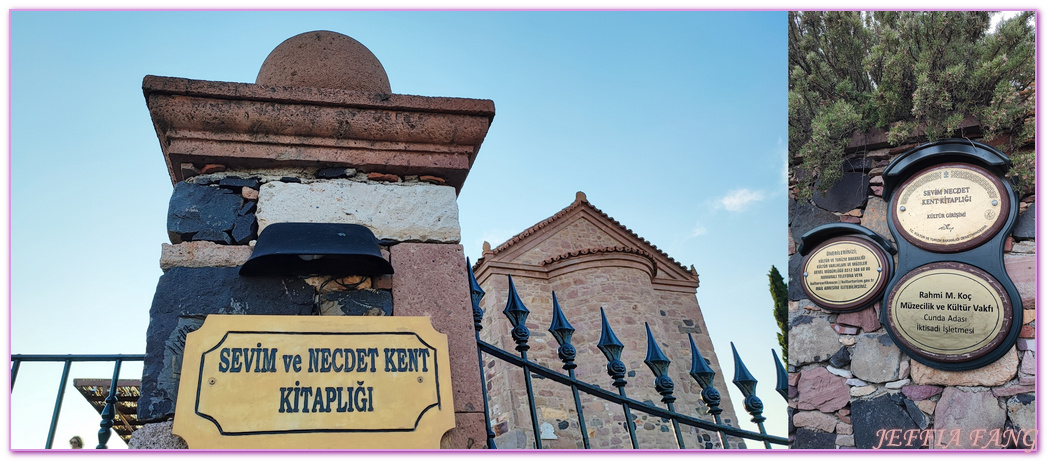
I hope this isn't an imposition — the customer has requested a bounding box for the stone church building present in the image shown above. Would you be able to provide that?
[473,191,743,448]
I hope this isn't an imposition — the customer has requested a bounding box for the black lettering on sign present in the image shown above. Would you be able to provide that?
[300,387,314,413]
[277,381,375,414]
[383,348,431,372]
[311,386,325,413]
[307,348,379,373]
[279,354,304,373]
[230,348,242,372]
[218,344,278,373]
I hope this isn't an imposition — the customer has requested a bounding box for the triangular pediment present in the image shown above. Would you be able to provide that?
[475,192,698,286]
[508,215,623,265]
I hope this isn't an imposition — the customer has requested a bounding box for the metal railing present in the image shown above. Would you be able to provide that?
[11,266,789,451]
[10,354,145,449]
[468,260,789,449]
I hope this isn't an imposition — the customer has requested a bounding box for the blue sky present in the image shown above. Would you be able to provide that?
[9,10,787,449]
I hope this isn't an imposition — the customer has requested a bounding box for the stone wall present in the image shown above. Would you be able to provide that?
[787,139,1036,449]
[136,165,489,448]
[141,168,444,421]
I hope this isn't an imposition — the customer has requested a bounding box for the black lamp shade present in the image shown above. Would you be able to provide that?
[239,222,394,276]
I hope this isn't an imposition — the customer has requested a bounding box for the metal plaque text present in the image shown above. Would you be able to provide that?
[891,163,1008,252]
[885,262,1012,363]
[801,236,889,312]
[172,315,455,449]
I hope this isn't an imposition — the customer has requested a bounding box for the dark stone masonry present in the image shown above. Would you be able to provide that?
[139,267,314,421]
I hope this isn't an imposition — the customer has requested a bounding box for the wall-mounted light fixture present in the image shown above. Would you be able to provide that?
[239,222,394,276]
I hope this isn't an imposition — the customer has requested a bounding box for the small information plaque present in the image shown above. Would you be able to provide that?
[801,236,889,312]
[885,262,1012,364]
[172,315,455,449]
[891,163,1009,252]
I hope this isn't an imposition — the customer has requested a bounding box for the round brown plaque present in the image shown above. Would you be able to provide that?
[801,236,890,312]
[890,163,1010,252]
[885,262,1012,363]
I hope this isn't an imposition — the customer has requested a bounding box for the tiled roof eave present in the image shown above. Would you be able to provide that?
[473,196,693,277]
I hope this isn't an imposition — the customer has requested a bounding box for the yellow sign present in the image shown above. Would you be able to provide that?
[886,262,1011,362]
[172,315,455,449]
[801,237,888,312]
[892,163,1008,252]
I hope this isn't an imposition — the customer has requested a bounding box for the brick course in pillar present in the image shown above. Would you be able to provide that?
[391,243,485,448]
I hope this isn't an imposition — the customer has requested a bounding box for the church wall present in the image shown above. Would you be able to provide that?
[479,234,746,448]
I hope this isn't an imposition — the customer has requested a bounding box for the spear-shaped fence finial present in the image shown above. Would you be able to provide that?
[644,323,685,448]
[548,292,576,369]
[643,323,674,403]
[773,349,789,401]
[546,292,590,448]
[731,342,769,448]
[467,257,485,332]
[596,307,638,448]
[503,275,531,353]
[688,333,726,448]
[596,307,626,388]
[466,258,496,448]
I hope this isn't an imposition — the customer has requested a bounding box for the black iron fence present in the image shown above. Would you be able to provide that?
[469,261,789,449]
[10,354,144,449]
[11,267,787,450]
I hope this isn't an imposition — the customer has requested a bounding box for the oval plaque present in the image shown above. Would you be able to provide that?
[890,163,1009,252]
[885,262,1012,364]
[800,236,890,312]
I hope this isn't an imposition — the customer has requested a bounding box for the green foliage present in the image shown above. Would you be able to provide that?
[768,265,788,361]
[790,11,1035,199]
[1007,150,1036,198]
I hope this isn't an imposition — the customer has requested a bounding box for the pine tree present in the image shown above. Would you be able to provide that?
[768,265,788,361]
[789,11,1035,199]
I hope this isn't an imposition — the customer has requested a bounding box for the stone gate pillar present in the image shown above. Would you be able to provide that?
[132,31,494,449]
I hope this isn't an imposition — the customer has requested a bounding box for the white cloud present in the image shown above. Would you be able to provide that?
[718,188,766,212]
[690,221,708,237]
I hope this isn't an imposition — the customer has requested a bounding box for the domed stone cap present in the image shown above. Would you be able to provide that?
[256,30,391,93]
